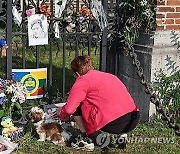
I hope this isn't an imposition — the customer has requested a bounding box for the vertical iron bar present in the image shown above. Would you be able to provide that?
[76,0,79,12]
[117,52,120,76]
[36,0,40,13]
[0,0,2,11]
[115,0,121,76]
[48,0,53,103]
[75,35,79,57]
[75,0,80,57]
[116,0,123,76]
[62,36,66,102]
[88,34,91,56]
[49,41,52,103]
[36,46,39,68]
[114,0,120,76]
[6,0,12,79]
[100,0,108,71]
[115,54,118,76]
[22,0,26,68]
[88,19,92,56]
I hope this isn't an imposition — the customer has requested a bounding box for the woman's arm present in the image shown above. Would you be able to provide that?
[59,78,89,119]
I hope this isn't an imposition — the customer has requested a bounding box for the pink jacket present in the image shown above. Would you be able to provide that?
[60,70,139,135]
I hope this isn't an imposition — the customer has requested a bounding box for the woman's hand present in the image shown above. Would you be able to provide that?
[56,107,62,117]
[52,107,62,119]
[52,107,71,122]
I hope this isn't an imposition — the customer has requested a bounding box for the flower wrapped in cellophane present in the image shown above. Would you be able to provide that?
[0,78,26,118]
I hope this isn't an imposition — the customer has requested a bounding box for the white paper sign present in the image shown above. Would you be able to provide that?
[12,0,22,26]
[54,0,67,38]
[91,0,108,31]
[28,14,48,46]
[12,6,22,26]
[55,0,67,18]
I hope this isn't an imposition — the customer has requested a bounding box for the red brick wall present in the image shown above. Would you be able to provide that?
[156,0,180,30]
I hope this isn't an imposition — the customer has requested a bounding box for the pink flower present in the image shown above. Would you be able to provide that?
[26,9,32,17]
[137,24,142,29]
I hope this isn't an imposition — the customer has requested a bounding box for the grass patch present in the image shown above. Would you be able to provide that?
[12,119,180,154]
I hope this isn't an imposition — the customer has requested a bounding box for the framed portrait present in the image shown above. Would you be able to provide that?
[28,14,48,46]
[43,103,66,121]
[43,103,74,128]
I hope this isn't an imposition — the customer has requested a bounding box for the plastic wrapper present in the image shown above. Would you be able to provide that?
[0,135,18,154]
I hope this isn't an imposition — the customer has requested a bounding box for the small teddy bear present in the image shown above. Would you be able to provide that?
[1,116,24,141]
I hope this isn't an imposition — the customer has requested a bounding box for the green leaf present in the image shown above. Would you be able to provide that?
[125,26,131,32]
[14,102,23,115]
[2,103,6,109]
[57,1,62,5]
[0,110,4,118]
[28,6,34,9]
[8,102,15,117]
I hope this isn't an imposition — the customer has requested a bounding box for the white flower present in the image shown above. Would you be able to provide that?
[143,9,152,17]
[11,96,18,102]
[0,93,6,97]
[19,97,26,104]
[140,0,148,6]
[6,85,13,93]
[66,23,76,32]
[5,81,26,104]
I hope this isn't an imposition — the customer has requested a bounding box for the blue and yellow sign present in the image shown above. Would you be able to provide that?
[12,68,47,99]
[21,74,39,96]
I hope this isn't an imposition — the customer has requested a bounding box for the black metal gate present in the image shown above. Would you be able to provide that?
[0,0,12,79]
[1,0,121,103]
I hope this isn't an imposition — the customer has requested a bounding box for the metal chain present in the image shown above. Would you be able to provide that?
[128,43,180,136]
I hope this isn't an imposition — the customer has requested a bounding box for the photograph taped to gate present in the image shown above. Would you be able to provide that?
[28,14,48,46]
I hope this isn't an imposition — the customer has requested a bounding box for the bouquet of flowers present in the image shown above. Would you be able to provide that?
[0,78,26,119]
[62,6,93,32]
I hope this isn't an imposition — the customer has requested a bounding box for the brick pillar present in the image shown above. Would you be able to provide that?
[156,0,180,30]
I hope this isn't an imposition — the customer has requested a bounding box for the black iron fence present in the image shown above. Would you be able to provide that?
[1,0,121,103]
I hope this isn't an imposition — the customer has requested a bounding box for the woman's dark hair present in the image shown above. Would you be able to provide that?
[71,55,93,75]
